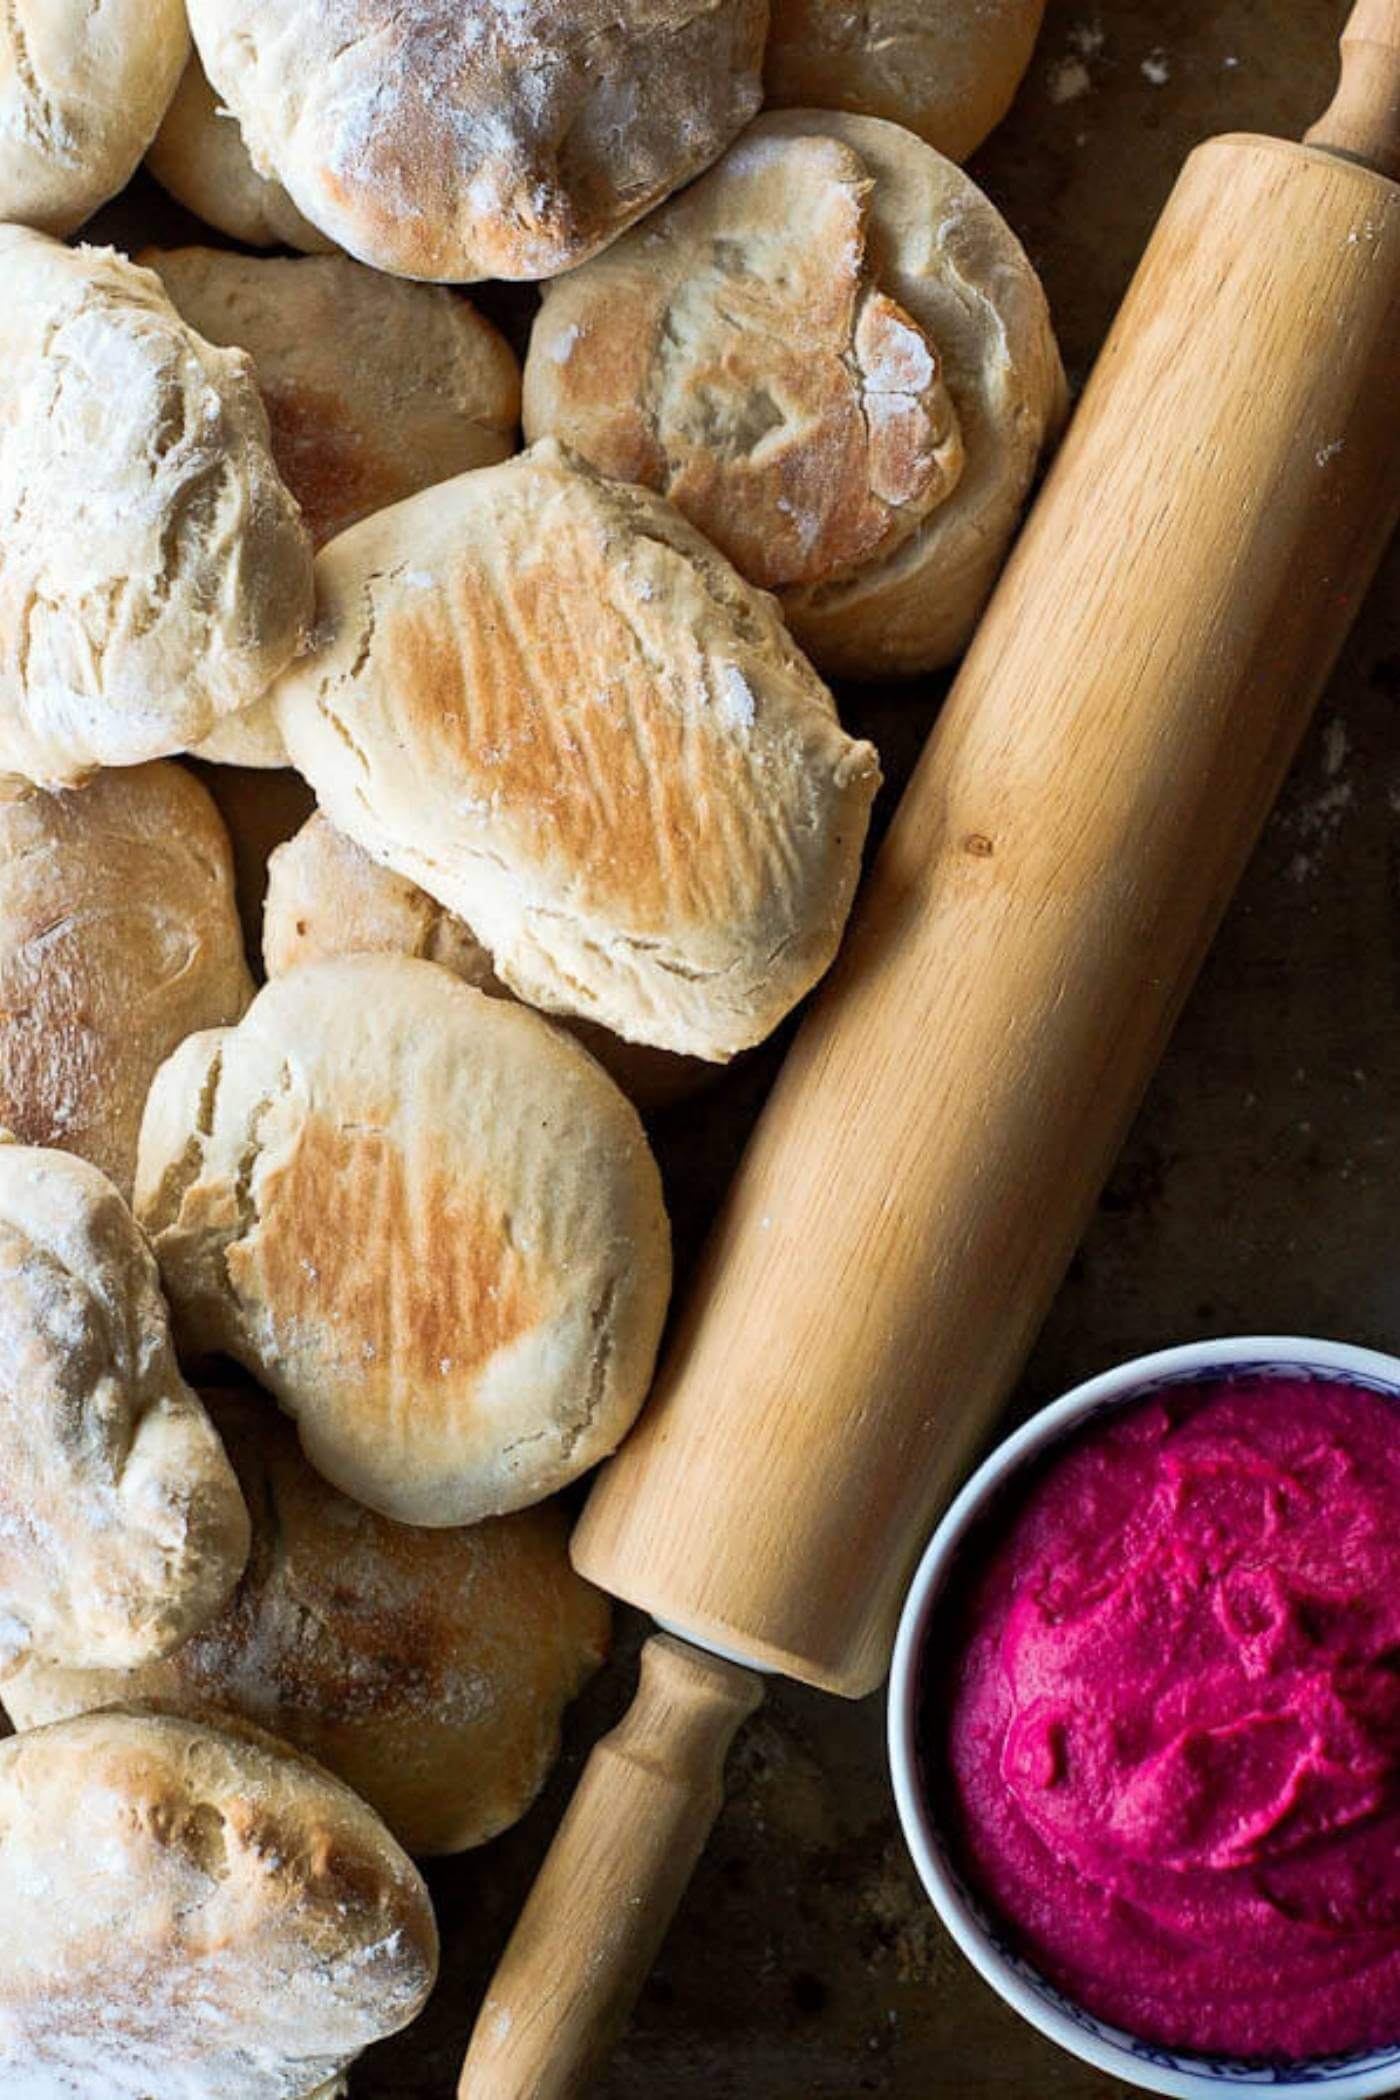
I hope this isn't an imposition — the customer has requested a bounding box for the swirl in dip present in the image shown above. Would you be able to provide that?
[930,1373,1400,2061]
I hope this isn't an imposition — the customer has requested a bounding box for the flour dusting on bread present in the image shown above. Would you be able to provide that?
[0,1709,436,2095]
[0,230,313,785]
[188,0,769,280]
[0,1141,249,1677]
[273,443,880,1059]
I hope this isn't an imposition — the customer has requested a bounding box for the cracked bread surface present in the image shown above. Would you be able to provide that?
[525,112,1067,678]
[0,0,189,235]
[0,762,253,1200]
[0,1707,437,2096]
[0,1139,249,1679]
[135,954,672,1527]
[186,0,769,282]
[0,229,314,786]
[7,1385,612,1857]
[272,441,880,1061]
[525,127,966,597]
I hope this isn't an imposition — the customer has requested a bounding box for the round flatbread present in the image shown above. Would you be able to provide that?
[524,113,1067,677]
[186,0,768,280]
[7,1386,612,1856]
[136,955,672,1527]
[0,1708,437,2097]
[0,230,312,785]
[0,1139,249,1677]
[272,443,880,1058]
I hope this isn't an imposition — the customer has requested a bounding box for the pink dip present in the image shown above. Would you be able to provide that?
[932,1374,1400,2061]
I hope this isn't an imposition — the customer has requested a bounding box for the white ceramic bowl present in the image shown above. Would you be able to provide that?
[888,1335,1400,2100]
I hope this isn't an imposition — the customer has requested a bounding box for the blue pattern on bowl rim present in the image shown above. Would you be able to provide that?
[917,1354,1400,2090]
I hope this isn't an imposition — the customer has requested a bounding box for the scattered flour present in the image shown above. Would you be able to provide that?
[860,319,935,396]
[1049,57,1092,104]
[1285,719,1353,881]
[1141,50,1171,86]
[718,664,756,730]
[1050,23,1104,104]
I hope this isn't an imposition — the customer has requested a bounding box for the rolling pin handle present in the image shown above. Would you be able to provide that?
[1305,0,1400,179]
[459,1633,763,2100]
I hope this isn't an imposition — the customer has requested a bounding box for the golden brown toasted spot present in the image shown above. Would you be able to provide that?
[537,133,965,592]
[172,1801,232,1879]
[238,1112,538,1416]
[0,786,238,1193]
[382,532,768,934]
[53,1388,613,1852]
[653,236,961,590]
[308,1832,390,1910]
[263,381,387,549]
[190,1504,454,1726]
[0,994,103,1151]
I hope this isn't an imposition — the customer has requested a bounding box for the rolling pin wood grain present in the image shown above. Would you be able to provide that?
[461,8,1400,2093]
[468,1640,761,2098]
[1306,0,1400,174]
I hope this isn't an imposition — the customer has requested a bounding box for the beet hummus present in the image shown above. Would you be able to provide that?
[931,1373,1400,2062]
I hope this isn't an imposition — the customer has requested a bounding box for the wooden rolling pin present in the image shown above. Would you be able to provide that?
[461,6,1400,2092]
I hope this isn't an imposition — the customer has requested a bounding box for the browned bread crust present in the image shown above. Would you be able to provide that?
[763,0,1046,163]
[272,443,880,1058]
[187,0,771,282]
[145,248,521,552]
[525,113,1067,678]
[136,955,673,1527]
[7,1386,611,1856]
[0,1140,249,1676]
[0,763,252,1199]
[0,1707,437,2094]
